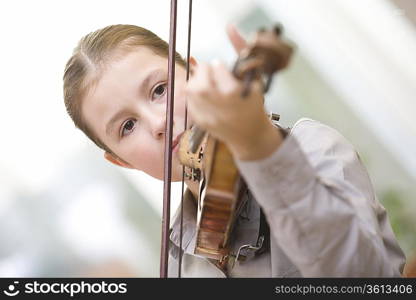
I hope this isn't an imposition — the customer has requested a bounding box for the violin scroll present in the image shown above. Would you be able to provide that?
[233,24,294,95]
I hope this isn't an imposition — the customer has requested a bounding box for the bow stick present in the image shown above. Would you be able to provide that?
[160,0,192,278]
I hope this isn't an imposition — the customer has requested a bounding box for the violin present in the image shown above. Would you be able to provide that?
[177,25,294,269]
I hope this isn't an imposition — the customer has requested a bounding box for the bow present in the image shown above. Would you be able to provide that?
[160,0,192,278]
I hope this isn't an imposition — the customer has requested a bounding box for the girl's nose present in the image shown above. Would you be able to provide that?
[149,111,168,140]
[151,119,165,140]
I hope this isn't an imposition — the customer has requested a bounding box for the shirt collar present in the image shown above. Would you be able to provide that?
[169,188,198,259]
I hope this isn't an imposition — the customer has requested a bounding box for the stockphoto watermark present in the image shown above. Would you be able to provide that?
[2,280,127,297]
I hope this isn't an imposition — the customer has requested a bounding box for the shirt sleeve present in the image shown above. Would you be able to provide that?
[235,118,405,277]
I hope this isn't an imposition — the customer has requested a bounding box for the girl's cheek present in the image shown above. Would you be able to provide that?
[142,154,164,180]
[129,142,164,177]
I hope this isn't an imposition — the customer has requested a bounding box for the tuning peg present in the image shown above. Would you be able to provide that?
[273,24,283,36]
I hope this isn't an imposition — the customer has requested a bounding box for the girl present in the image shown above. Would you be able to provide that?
[63,24,405,277]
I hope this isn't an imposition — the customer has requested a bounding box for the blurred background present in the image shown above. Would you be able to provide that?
[0,0,415,277]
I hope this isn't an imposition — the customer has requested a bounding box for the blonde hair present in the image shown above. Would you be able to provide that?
[63,24,186,157]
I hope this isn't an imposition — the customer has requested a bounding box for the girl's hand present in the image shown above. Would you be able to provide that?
[186,60,283,161]
[185,25,284,161]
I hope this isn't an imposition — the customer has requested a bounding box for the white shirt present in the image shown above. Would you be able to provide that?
[168,118,405,277]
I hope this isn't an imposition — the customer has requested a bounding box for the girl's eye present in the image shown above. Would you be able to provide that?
[120,119,136,137]
[152,83,167,100]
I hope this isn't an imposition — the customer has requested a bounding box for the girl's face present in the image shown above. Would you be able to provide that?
[82,47,192,181]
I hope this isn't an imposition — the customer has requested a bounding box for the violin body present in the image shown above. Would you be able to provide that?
[179,130,247,260]
[196,136,246,260]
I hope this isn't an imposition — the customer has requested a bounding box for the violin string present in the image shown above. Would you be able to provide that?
[160,0,178,278]
[178,0,193,278]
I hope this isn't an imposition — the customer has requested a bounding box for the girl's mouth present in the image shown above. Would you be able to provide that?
[172,132,184,153]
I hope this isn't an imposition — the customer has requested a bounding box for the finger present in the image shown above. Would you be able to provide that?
[226,24,247,53]
[233,57,263,79]
[188,62,215,92]
[211,61,242,96]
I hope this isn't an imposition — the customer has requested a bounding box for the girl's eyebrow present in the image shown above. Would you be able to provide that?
[106,108,130,136]
[139,68,165,96]
[105,68,165,137]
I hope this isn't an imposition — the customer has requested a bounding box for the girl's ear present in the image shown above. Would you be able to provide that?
[104,152,134,169]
